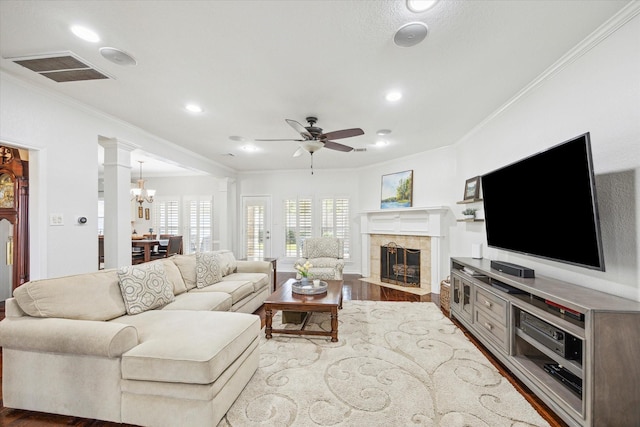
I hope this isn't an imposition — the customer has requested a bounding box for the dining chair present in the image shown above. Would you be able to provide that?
[98,236,105,270]
[151,235,182,260]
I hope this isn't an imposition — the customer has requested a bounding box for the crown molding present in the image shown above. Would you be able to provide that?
[456,1,640,147]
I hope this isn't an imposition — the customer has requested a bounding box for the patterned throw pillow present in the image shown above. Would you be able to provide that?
[117,262,175,315]
[196,252,223,288]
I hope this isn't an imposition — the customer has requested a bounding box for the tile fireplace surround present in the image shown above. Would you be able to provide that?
[360,207,449,294]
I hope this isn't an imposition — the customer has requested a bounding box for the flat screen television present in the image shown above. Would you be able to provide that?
[481,132,605,271]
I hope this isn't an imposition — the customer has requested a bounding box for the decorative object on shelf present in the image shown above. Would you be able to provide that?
[463,176,481,201]
[381,170,413,209]
[292,279,328,295]
[462,207,477,219]
[131,161,156,206]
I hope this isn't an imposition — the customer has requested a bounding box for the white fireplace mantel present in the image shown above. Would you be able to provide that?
[359,206,448,237]
[359,206,450,292]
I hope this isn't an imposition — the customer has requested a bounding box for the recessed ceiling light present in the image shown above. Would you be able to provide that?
[376,129,392,136]
[375,140,389,147]
[241,145,259,152]
[229,136,248,142]
[70,25,100,43]
[185,104,203,113]
[407,0,438,13]
[386,91,402,102]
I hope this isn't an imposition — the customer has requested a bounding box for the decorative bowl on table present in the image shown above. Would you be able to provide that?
[292,280,328,295]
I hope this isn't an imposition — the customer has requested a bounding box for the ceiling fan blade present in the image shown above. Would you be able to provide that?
[253,138,304,142]
[320,128,364,140]
[323,140,354,152]
[292,147,304,157]
[285,119,313,140]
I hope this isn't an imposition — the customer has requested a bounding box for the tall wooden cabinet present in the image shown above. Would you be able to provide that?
[450,257,640,427]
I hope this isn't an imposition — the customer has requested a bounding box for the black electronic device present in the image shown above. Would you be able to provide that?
[481,133,605,271]
[544,363,583,397]
[490,260,535,278]
[519,311,582,361]
[490,279,527,294]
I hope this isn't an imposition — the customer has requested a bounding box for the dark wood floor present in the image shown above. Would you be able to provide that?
[0,274,566,426]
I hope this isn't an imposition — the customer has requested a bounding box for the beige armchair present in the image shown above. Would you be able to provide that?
[294,237,345,280]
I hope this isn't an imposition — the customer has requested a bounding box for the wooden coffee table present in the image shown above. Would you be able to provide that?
[264,278,343,342]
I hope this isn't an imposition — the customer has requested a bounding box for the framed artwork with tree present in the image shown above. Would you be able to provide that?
[381,170,413,209]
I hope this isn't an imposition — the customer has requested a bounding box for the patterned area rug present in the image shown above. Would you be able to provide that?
[219,301,550,427]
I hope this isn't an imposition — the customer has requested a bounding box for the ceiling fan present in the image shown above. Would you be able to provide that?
[255,116,364,173]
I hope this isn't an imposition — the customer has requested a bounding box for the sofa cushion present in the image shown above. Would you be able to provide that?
[196,252,223,288]
[223,272,269,293]
[12,269,126,321]
[159,259,188,295]
[162,291,232,312]
[116,310,260,384]
[171,254,197,290]
[213,250,237,276]
[189,280,254,304]
[117,263,175,315]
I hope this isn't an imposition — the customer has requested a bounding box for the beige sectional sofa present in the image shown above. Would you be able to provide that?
[0,250,271,427]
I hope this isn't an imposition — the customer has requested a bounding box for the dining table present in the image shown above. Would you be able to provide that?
[131,239,166,263]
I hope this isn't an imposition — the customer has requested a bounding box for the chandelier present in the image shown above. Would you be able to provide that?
[131,161,155,207]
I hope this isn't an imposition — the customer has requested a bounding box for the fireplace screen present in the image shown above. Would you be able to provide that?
[380,242,420,287]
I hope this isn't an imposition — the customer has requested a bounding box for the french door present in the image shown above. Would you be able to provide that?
[242,196,271,258]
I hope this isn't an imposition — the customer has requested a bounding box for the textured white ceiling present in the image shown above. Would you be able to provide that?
[0,0,631,174]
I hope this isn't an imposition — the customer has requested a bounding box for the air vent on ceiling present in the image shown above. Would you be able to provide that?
[353,148,367,152]
[8,52,111,82]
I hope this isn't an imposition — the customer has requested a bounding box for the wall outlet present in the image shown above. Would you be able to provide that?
[49,213,64,226]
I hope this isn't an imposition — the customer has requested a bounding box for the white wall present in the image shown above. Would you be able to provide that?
[237,168,361,272]
[0,73,235,279]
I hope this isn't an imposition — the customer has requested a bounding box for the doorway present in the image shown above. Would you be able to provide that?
[241,196,271,258]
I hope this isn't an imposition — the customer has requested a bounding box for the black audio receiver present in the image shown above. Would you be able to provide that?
[519,311,582,361]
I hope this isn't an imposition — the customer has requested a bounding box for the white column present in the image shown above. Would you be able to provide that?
[99,137,138,269]
[216,178,236,251]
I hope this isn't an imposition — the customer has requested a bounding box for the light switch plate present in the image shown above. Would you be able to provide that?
[49,213,64,226]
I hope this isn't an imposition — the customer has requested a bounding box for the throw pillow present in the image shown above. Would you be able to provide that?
[117,262,175,315]
[196,252,223,288]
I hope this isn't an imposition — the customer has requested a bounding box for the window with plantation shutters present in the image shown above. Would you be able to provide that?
[284,198,312,257]
[246,204,265,258]
[321,197,350,259]
[186,198,212,253]
[154,200,180,236]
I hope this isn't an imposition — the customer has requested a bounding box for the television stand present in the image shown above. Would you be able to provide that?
[490,260,535,278]
[450,257,640,427]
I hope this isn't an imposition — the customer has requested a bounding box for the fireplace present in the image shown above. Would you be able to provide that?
[360,207,449,293]
[380,243,420,287]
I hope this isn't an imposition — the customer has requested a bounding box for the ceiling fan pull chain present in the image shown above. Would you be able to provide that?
[310,152,314,175]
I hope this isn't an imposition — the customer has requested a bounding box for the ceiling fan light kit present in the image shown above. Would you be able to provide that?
[250,116,364,174]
